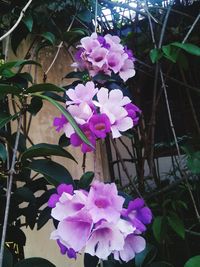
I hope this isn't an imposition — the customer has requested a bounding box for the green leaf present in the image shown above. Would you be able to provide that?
[168,213,185,239]
[23,14,33,32]
[162,45,179,63]
[59,134,70,147]
[21,143,77,163]
[27,96,43,115]
[14,257,56,267]
[184,255,200,267]
[65,70,88,79]
[152,216,164,243]
[32,93,92,148]
[78,171,94,189]
[0,143,7,162]
[0,112,19,129]
[187,151,200,174]
[0,84,22,96]
[27,83,65,93]
[148,262,174,267]
[77,10,92,23]
[14,187,35,203]
[172,42,200,56]
[41,32,56,45]
[3,246,13,267]
[0,60,41,74]
[26,159,74,187]
[150,48,163,63]
[135,243,157,267]
[37,206,51,230]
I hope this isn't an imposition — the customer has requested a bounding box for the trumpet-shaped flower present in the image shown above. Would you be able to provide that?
[70,123,96,153]
[53,114,67,132]
[85,221,125,260]
[88,47,108,68]
[67,102,93,125]
[48,184,73,208]
[122,198,153,233]
[57,240,77,259]
[86,181,124,223]
[125,103,141,125]
[114,234,146,262]
[66,81,98,105]
[89,113,111,138]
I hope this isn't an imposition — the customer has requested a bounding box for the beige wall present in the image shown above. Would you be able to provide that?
[9,40,110,266]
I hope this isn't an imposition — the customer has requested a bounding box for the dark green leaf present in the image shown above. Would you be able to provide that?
[172,42,200,56]
[65,70,89,79]
[32,93,92,148]
[78,171,94,189]
[168,213,185,239]
[0,84,21,96]
[63,28,87,45]
[14,187,35,203]
[37,206,51,230]
[59,134,70,147]
[26,159,74,187]
[84,253,99,267]
[187,151,200,174]
[152,216,164,243]
[41,32,56,45]
[77,10,92,23]
[184,255,200,267]
[27,97,43,115]
[2,246,13,267]
[14,257,56,267]
[0,60,41,73]
[23,14,33,32]
[135,243,157,267]
[162,45,179,63]
[21,143,77,163]
[27,83,65,93]
[0,112,19,129]
[150,48,163,63]
[0,143,7,162]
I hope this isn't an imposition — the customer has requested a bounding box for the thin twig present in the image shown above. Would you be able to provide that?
[182,12,200,44]
[111,138,143,198]
[0,0,32,42]
[0,114,23,267]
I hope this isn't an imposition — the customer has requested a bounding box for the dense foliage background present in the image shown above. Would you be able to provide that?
[0,0,200,267]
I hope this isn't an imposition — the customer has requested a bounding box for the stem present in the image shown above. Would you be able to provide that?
[0,0,33,42]
[0,114,23,267]
[182,12,200,44]
[111,138,143,198]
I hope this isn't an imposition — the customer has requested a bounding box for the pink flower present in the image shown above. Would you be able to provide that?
[88,47,108,68]
[51,209,93,252]
[80,32,100,53]
[94,88,133,137]
[86,181,124,223]
[104,34,124,53]
[51,190,87,221]
[114,234,146,262]
[107,52,126,73]
[66,81,98,106]
[89,113,111,138]
[67,102,93,125]
[85,221,125,260]
[119,59,136,82]
[70,123,96,153]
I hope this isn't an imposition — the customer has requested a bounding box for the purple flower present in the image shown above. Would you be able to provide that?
[89,113,111,138]
[53,114,67,132]
[70,123,96,153]
[48,183,73,208]
[57,240,77,259]
[122,198,152,233]
[86,181,124,223]
[125,103,141,125]
[97,36,110,49]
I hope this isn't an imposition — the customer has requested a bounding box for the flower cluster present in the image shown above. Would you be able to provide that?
[53,81,141,153]
[73,33,136,82]
[48,181,152,262]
